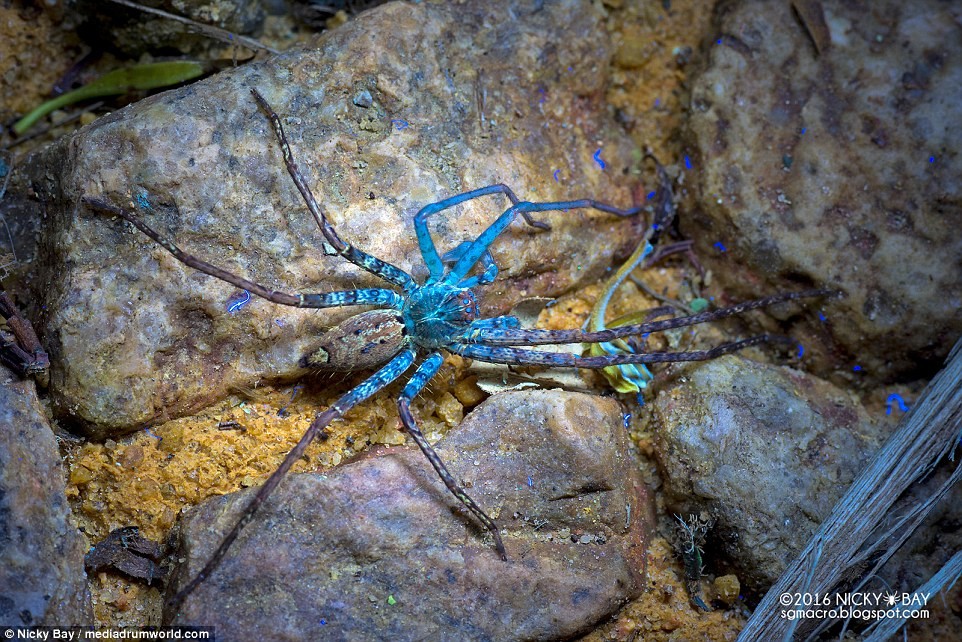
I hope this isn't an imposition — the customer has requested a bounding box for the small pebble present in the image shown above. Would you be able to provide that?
[353,90,373,108]
[713,574,740,605]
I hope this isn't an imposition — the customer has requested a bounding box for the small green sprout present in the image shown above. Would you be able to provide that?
[13,60,205,135]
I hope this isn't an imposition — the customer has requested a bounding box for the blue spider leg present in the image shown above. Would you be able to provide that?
[464,288,837,345]
[168,345,418,614]
[443,198,640,285]
[413,184,521,283]
[299,289,404,310]
[442,241,498,288]
[83,198,404,313]
[467,316,521,331]
[452,334,787,367]
[397,352,508,560]
[252,89,415,293]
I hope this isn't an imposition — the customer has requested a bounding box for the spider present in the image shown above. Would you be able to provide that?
[83,88,830,613]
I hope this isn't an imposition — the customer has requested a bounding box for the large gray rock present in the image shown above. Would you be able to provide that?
[685,0,962,383]
[0,365,92,626]
[12,0,642,438]
[166,390,652,640]
[651,356,886,591]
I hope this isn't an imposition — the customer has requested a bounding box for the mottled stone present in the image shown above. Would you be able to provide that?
[685,0,962,382]
[0,366,92,626]
[12,0,641,438]
[166,390,651,640]
[651,356,886,591]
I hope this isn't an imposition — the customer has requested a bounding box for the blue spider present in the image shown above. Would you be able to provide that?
[83,88,830,612]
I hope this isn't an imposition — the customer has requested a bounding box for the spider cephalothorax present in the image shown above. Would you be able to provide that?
[402,283,481,348]
[83,88,831,614]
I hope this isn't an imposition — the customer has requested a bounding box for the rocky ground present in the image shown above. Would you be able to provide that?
[1,0,959,640]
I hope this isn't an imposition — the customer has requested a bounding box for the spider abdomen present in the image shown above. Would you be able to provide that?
[300,309,406,371]
[403,284,479,349]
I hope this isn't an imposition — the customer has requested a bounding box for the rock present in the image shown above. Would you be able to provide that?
[0,365,92,626]
[11,0,642,438]
[651,356,886,592]
[75,0,267,56]
[166,390,652,640]
[685,0,962,383]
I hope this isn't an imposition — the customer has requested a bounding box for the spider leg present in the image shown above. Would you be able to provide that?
[441,240,498,288]
[397,352,508,560]
[468,315,521,332]
[251,89,416,293]
[452,334,788,368]
[413,184,522,283]
[443,198,640,285]
[84,197,404,311]
[166,346,418,615]
[465,288,837,345]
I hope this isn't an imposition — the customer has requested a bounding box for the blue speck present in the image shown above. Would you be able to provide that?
[274,318,286,328]
[647,191,657,200]
[716,38,723,45]
[567,66,574,72]
[622,413,631,428]
[635,392,645,406]
[227,289,251,314]
[853,365,862,372]
[797,344,804,359]
[143,428,161,441]
[527,475,533,488]
[641,332,650,339]
[713,241,727,252]
[538,87,547,105]
[134,191,151,210]
[885,393,909,415]
[928,156,936,163]
[320,619,327,626]
[652,223,660,231]
[800,127,807,135]
[684,155,693,170]
[654,98,661,108]
[818,312,827,322]
[593,148,606,170]
[391,119,409,130]
[553,169,561,182]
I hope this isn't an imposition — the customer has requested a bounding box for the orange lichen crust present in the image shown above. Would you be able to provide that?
[63,355,475,545]
[603,0,716,163]
[581,536,748,641]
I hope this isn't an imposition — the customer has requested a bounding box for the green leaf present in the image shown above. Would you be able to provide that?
[13,60,205,135]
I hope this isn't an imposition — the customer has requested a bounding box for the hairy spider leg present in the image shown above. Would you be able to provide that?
[251,88,415,293]
[453,334,784,367]
[82,198,404,311]
[441,240,498,288]
[443,198,640,286]
[167,347,418,616]
[414,184,520,283]
[463,288,836,346]
[396,352,508,560]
